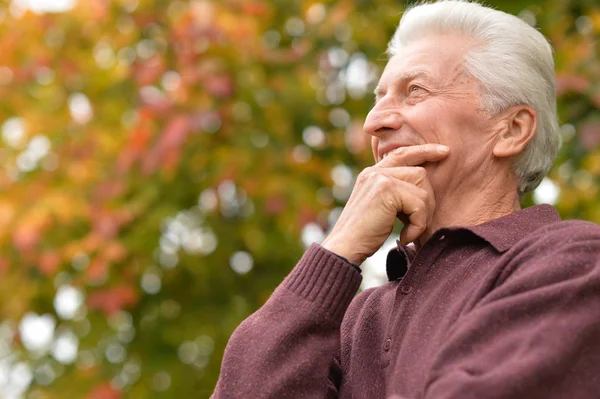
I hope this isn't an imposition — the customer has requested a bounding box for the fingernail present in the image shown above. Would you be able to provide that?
[436,144,450,152]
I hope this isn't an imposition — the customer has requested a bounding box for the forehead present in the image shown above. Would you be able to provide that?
[379,34,472,86]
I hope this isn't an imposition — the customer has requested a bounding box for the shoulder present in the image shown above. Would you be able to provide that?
[539,219,600,239]
[498,219,600,287]
[517,219,600,258]
[511,218,600,252]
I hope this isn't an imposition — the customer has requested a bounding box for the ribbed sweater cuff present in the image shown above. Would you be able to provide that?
[282,243,362,323]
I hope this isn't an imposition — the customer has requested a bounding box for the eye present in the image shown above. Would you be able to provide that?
[409,85,423,93]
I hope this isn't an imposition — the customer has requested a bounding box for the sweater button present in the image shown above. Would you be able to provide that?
[401,285,412,295]
[383,339,392,351]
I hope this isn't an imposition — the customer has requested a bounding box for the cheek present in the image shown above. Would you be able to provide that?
[419,101,485,146]
[405,103,445,143]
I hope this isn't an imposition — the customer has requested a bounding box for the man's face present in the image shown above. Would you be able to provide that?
[364,34,500,201]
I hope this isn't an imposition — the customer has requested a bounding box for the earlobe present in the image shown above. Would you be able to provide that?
[492,106,537,159]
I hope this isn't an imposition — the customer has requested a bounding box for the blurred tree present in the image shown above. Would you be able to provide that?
[0,0,597,397]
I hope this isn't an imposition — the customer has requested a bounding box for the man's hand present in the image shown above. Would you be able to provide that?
[321,144,450,266]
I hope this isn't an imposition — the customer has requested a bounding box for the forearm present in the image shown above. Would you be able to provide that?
[212,244,362,398]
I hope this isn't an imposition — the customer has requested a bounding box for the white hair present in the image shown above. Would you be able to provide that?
[388,0,560,195]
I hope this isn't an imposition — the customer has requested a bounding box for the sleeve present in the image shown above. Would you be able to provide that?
[422,227,600,399]
[212,243,362,398]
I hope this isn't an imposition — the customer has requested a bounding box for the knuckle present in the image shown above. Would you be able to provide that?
[375,174,393,189]
[413,166,427,182]
[394,146,408,155]
[410,199,426,216]
[384,197,396,210]
[413,200,425,215]
[414,166,426,175]
[390,147,408,160]
[357,167,373,182]
[416,187,428,201]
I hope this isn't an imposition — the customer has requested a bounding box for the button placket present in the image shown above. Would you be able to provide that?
[381,232,448,369]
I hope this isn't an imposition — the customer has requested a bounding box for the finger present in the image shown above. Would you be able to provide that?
[376,171,430,243]
[379,144,449,168]
[400,223,423,246]
[391,180,428,244]
[378,166,429,187]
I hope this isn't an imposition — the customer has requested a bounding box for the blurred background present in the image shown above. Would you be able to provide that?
[0,0,598,397]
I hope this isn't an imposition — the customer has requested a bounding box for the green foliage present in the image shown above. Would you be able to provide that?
[0,0,598,397]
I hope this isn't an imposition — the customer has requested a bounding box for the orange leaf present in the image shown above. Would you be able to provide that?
[13,225,41,253]
[38,251,61,276]
[86,257,108,284]
[87,382,120,399]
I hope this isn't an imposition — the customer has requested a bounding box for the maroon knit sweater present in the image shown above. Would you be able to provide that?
[212,205,600,398]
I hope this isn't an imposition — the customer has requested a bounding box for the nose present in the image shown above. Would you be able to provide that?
[363,104,404,138]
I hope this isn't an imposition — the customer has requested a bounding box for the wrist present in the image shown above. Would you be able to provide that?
[322,237,364,266]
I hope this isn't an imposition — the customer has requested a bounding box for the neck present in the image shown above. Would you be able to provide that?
[414,175,520,250]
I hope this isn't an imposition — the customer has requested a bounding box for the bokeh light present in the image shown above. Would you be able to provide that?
[0,0,598,396]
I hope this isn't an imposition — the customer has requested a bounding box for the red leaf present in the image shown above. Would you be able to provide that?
[91,210,120,240]
[241,2,271,17]
[142,115,190,174]
[38,251,61,276]
[86,257,108,284]
[87,382,121,399]
[298,208,317,227]
[117,110,155,174]
[580,122,600,150]
[202,73,234,98]
[87,285,138,316]
[13,226,41,252]
[265,196,286,215]
[133,56,165,86]
[94,181,126,202]
[555,73,589,96]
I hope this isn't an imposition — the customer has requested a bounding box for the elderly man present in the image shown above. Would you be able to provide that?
[213,1,600,398]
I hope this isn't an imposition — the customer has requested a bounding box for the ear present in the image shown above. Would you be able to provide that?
[492,106,537,159]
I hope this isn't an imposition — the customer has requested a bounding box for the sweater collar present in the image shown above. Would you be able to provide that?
[465,204,561,252]
[386,205,561,281]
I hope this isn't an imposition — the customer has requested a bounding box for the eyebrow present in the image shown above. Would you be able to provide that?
[374,70,433,97]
